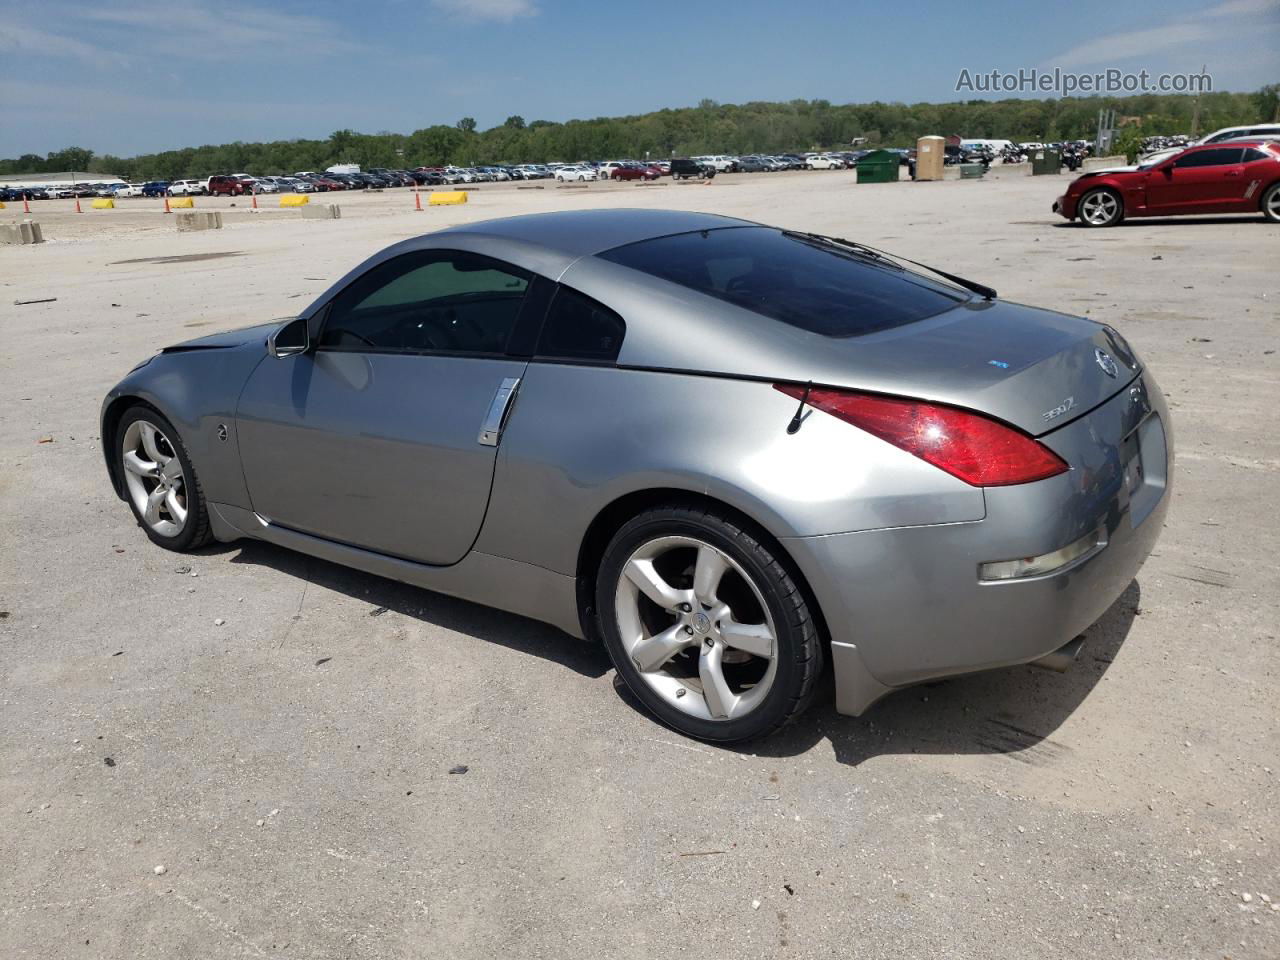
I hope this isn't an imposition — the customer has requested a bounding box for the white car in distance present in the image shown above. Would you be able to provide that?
[167,180,205,196]
[806,155,845,169]
[554,165,597,182]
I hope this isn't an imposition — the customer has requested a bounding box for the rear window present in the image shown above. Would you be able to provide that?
[598,227,966,337]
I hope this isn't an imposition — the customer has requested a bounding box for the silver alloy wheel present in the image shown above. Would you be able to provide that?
[121,420,188,538]
[615,535,778,721]
[1267,187,1280,220]
[1080,190,1119,225]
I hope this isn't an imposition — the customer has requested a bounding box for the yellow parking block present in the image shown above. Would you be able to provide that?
[279,194,310,207]
[428,191,468,206]
[170,196,194,208]
[91,198,115,209]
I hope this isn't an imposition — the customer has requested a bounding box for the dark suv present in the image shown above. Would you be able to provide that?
[206,175,245,196]
[669,157,715,180]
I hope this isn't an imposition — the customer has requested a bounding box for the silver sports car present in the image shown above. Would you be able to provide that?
[102,209,1170,741]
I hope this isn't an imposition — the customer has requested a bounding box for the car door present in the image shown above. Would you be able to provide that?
[1238,147,1279,209]
[1146,148,1246,213]
[236,248,539,566]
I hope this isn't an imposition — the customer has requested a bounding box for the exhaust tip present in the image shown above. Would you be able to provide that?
[1030,635,1085,673]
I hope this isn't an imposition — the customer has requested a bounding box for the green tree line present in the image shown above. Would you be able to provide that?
[5,87,1276,181]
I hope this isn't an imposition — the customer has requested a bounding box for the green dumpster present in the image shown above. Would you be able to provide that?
[1031,148,1062,175]
[856,150,899,184]
[959,163,986,179]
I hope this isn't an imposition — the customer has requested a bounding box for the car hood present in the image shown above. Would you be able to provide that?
[1078,165,1139,177]
[161,320,284,353]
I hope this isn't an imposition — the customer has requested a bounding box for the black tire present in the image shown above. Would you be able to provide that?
[1261,183,1280,223]
[1077,187,1124,227]
[116,405,213,552]
[595,503,823,742]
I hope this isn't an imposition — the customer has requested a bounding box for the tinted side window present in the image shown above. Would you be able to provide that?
[536,286,626,362]
[1175,148,1244,168]
[1243,148,1271,163]
[320,251,529,354]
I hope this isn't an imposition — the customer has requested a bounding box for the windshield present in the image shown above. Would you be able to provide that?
[598,226,967,338]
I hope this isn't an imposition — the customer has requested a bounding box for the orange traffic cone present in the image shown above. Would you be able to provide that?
[415,191,423,211]
[23,196,30,214]
[75,197,83,213]
[164,196,171,214]
[251,192,258,209]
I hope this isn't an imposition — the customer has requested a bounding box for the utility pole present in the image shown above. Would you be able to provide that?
[1189,64,1206,137]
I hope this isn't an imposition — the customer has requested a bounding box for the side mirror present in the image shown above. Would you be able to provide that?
[268,316,309,358]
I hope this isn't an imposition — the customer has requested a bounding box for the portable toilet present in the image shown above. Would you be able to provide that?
[915,136,945,181]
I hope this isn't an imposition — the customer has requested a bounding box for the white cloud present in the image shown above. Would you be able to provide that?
[1204,0,1279,16]
[0,1,364,68]
[430,0,538,22]
[0,24,130,67]
[1043,0,1277,70]
[1043,23,1208,69]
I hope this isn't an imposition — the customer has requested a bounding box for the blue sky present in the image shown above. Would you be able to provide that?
[0,0,1275,157]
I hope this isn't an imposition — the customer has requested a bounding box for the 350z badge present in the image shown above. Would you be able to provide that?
[1042,396,1077,423]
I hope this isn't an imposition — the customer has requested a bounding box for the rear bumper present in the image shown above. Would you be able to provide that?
[785,370,1171,715]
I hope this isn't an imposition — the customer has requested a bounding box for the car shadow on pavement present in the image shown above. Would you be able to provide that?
[1052,216,1269,228]
[223,540,612,679]
[731,580,1142,766]
[218,539,1138,760]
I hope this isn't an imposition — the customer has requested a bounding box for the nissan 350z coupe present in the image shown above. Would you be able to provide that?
[102,210,1171,742]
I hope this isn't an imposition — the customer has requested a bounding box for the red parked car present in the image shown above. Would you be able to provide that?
[206,175,245,197]
[1054,140,1280,227]
[610,163,660,181]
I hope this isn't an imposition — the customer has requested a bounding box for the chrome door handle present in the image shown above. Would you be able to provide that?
[477,376,520,446]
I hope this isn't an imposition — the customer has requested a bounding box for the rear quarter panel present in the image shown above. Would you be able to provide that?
[477,364,985,575]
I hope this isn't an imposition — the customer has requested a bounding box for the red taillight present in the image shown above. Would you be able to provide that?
[774,384,1068,487]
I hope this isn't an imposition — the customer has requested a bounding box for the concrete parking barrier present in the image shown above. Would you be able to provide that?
[1081,155,1128,172]
[175,211,223,232]
[0,220,44,244]
[428,191,468,206]
[300,203,341,220]
[170,197,195,209]
[279,194,309,207]
[91,198,115,209]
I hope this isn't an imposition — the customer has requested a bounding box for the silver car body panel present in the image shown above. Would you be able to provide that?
[101,210,1171,718]
[235,352,528,566]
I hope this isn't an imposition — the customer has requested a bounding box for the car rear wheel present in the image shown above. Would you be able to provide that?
[1078,188,1123,227]
[1261,183,1280,223]
[117,406,212,552]
[597,504,823,742]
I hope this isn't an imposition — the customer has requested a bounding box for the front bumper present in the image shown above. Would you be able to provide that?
[1053,194,1077,219]
[785,370,1171,715]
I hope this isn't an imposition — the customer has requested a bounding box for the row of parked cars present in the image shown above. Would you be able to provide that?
[138,169,428,197]
[0,150,907,201]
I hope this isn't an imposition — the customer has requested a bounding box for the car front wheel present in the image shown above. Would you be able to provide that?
[597,504,823,742]
[117,406,212,552]
[1078,188,1123,227]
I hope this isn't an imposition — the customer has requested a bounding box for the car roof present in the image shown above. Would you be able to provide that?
[1187,139,1278,151]
[433,209,757,259]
